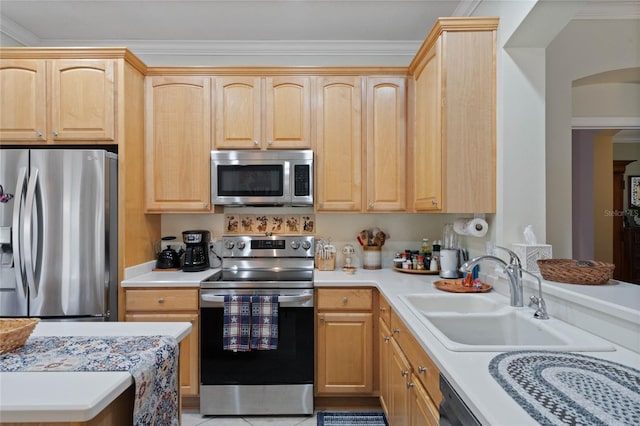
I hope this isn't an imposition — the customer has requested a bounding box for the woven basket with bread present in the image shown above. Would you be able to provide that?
[536,259,615,285]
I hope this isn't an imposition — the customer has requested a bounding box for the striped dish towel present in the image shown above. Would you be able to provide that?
[250,295,279,350]
[223,295,251,352]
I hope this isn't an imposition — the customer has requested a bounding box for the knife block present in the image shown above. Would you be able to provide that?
[315,252,336,271]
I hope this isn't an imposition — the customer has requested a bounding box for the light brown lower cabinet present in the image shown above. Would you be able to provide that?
[378,294,442,426]
[124,287,200,397]
[316,288,374,395]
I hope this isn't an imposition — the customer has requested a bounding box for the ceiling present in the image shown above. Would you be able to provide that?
[1,0,638,62]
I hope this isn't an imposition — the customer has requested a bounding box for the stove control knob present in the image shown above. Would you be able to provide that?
[236,240,246,250]
[301,240,312,250]
[224,240,235,250]
[290,240,301,250]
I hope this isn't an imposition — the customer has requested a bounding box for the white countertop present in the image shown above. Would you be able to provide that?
[0,321,192,423]
[118,261,640,425]
[314,268,640,425]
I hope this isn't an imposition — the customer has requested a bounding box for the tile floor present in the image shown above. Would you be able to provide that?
[181,410,318,426]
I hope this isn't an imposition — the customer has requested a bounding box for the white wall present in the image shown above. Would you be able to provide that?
[547,19,640,257]
[573,82,640,118]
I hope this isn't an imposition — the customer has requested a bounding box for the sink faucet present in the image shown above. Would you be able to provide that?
[459,246,550,319]
[459,246,524,307]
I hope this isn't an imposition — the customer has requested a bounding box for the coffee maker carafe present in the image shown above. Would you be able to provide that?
[182,230,210,272]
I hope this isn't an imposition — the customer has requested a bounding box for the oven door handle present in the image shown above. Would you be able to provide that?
[200,294,313,307]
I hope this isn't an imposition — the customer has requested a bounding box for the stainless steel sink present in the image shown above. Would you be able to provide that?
[399,293,616,352]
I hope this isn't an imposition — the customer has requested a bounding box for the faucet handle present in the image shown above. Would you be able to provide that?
[494,245,521,267]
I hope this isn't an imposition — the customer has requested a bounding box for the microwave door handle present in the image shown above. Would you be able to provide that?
[12,166,28,299]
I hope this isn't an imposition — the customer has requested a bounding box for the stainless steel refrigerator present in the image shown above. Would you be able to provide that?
[0,149,117,321]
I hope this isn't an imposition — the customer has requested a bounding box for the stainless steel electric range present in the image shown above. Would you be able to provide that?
[199,234,314,416]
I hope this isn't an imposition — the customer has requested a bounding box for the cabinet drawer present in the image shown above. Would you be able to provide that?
[317,288,373,311]
[125,288,198,312]
[392,310,442,405]
[378,292,391,326]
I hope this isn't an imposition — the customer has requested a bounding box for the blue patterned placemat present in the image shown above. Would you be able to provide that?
[0,335,179,426]
[317,411,388,426]
[489,351,640,426]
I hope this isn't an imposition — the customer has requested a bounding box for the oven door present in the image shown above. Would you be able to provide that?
[200,288,314,386]
[199,288,314,415]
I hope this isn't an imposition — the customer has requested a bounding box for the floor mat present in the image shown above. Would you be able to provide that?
[489,351,640,426]
[317,411,388,426]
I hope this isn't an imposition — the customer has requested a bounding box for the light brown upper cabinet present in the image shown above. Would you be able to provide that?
[409,17,498,213]
[0,58,115,143]
[214,76,311,150]
[365,77,407,212]
[314,76,363,211]
[145,76,212,212]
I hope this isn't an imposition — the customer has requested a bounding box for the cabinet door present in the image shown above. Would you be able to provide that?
[145,76,212,212]
[315,76,362,211]
[389,338,411,426]
[50,59,115,141]
[125,312,199,397]
[412,39,442,211]
[265,76,311,149]
[410,374,440,426]
[316,311,373,394]
[0,59,47,142]
[214,76,261,149]
[379,317,392,417]
[365,77,406,211]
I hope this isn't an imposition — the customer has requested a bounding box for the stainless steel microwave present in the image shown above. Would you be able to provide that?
[211,150,313,206]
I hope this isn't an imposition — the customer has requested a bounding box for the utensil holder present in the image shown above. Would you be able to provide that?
[315,252,336,271]
[362,245,381,270]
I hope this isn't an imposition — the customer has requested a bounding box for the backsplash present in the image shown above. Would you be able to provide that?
[161,211,494,269]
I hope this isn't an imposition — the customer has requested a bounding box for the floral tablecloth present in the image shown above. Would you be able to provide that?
[0,335,179,426]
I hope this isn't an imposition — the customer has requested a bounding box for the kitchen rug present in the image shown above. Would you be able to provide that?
[489,351,640,426]
[317,412,388,426]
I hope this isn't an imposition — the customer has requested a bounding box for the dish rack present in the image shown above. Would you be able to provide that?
[0,318,40,354]
[537,259,615,285]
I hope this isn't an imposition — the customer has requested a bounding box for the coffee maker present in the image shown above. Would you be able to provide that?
[182,230,210,272]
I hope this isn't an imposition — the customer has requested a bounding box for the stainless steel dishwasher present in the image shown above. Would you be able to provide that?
[439,375,482,426]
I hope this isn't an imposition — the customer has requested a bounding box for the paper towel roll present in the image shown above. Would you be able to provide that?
[453,218,488,237]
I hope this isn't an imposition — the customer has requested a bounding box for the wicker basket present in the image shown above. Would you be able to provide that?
[536,259,615,285]
[0,318,39,354]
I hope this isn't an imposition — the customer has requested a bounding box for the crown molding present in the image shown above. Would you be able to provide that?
[572,117,640,129]
[0,15,40,45]
[31,39,423,57]
[452,0,483,17]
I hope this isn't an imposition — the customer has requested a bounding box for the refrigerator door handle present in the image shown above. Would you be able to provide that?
[12,166,28,299]
[23,168,39,298]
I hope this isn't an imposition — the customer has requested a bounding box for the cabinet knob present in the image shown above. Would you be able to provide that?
[369,202,374,208]
[401,369,409,377]
[52,131,58,137]
[418,366,427,373]
[379,307,386,312]
[393,328,400,334]
[342,297,348,304]
[157,298,165,304]
[268,140,273,145]
[319,317,325,323]
[431,199,438,206]
[383,336,390,343]
[254,140,259,145]
[35,131,43,138]
[407,382,415,389]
